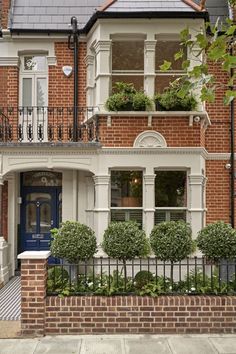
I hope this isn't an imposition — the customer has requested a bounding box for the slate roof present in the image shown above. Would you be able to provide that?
[7,0,229,32]
[197,0,229,24]
[9,0,104,30]
[103,0,194,13]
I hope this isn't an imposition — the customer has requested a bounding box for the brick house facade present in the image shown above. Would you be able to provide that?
[0,0,232,284]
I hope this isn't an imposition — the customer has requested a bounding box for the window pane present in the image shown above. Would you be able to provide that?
[26,193,51,202]
[40,203,51,233]
[22,78,32,106]
[155,41,187,71]
[26,204,37,233]
[24,56,46,71]
[111,171,142,207]
[112,41,144,70]
[37,78,47,106]
[23,171,62,186]
[111,209,142,228]
[155,74,182,93]
[155,171,187,207]
[112,76,144,91]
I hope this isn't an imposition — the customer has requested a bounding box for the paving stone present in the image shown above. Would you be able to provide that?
[209,337,236,353]
[0,339,38,354]
[34,336,81,354]
[168,337,218,354]
[81,338,123,354]
[125,338,172,354]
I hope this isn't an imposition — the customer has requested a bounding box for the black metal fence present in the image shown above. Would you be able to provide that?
[0,106,99,143]
[47,257,236,296]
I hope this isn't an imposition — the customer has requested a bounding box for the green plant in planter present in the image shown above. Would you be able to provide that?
[102,221,150,279]
[154,80,198,111]
[196,221,236,262]
[150,221,195,280]
[50,221,97,263]
[105,81,152,111]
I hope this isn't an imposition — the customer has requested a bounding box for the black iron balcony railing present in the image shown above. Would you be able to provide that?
[0,106,99,143]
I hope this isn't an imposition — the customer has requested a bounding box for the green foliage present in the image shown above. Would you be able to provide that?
[197,221,236,261]
[160,18,236,105]
[154,79,197,111]
[102,221,150,260]
[150,221,194,262]
[134,270,154,290]
[47,266,69,292]
[105,81,152,111]
[50,221,97,263]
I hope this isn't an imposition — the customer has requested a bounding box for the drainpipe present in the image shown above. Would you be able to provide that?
[230,41,235,228]
[68,17,79,142]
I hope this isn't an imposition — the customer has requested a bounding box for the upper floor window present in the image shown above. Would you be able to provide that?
[155,40,187,93]
[112,40,144,91]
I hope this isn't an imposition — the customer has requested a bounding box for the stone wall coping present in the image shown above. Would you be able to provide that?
[17,251,51,259]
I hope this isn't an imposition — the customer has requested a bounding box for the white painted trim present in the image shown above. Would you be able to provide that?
[17,250,51,259]
[0,57,20,66]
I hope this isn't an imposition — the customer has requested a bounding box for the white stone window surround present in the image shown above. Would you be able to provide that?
[86,18,204,109]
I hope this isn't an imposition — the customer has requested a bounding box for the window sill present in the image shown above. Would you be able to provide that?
[89,110,211,128]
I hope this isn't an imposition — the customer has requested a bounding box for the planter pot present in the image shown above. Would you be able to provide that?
[121,197,141,207]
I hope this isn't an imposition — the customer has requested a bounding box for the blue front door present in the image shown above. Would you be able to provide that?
[21,187,62,252]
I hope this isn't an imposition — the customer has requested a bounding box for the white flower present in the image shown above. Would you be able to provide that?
[191,287,196,291]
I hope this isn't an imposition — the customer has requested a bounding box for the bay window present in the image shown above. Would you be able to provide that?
[155,171,187,224]
[110,170,143,226]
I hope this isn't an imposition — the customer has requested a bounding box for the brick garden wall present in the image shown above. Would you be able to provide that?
[45,295,236,335]
[19,255,236,336]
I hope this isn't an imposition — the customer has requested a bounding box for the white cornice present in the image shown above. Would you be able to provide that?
[0,57,19,66]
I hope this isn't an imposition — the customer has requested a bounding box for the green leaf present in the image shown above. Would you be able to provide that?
[174,49,184,61]
[196,33,208,49]
[224,90,236,104]
[182,60,190,70]
[180,28,190,43]
[159,60,172,72]
[226,24,236,36]
[200,87,215,103]
[208,36,227,61]
[222,54,236,72]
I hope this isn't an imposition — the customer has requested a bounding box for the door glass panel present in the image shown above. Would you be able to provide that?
[26,193,51,202]
[58,192,62,225]
[40,203,51,233]
[37,78,47,106]
[26,204,37,233]
[22,78,32,106]
[23,171,62,186]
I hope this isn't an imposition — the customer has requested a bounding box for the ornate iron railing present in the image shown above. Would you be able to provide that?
[0,106,99,143]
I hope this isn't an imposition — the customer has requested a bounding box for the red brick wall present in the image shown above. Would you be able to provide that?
[48,41,86,110]
[21,258,47,336]
[99,116,203,147]
[206,160,230,224]
[45,295,236,335]
[0,0,11,28]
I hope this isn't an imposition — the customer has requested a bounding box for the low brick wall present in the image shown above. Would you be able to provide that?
[45,296,236,335]
[18,253,236,336]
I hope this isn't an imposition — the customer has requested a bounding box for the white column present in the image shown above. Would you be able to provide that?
[8,173,17,277]
[62,170,77,221]
[85,176,95,229]
[85,54,95,109]
[188,174,206,238]
[144,40,156,100]
[143,174,156,236]
[93,175,110,250]
[94,40,111,110]
[0,179,9,284]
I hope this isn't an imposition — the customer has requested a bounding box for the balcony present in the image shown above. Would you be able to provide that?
[0,107,99,144]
